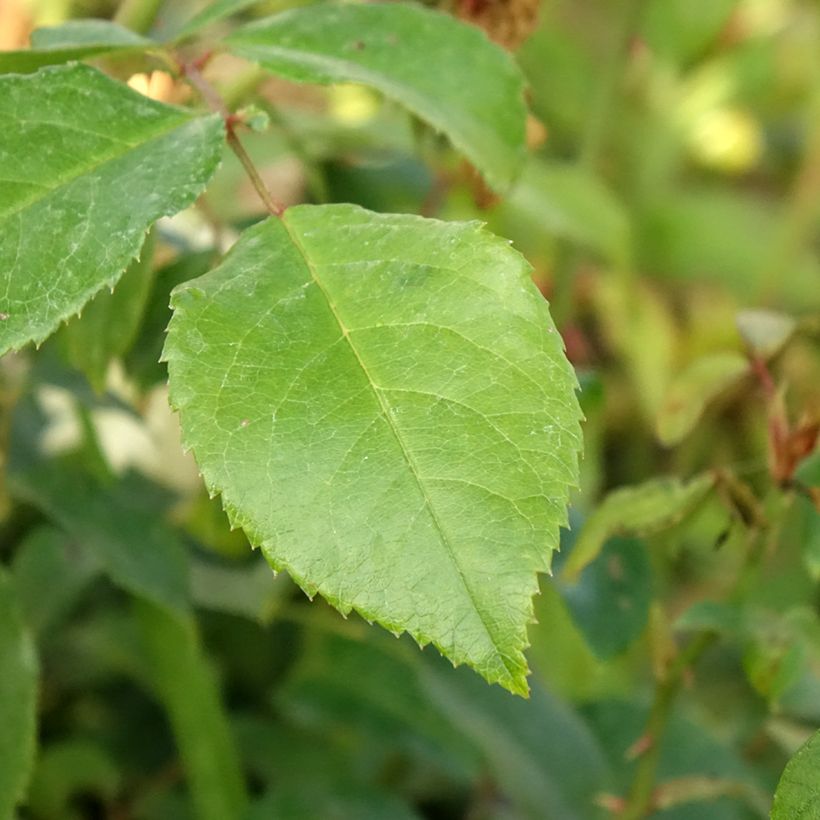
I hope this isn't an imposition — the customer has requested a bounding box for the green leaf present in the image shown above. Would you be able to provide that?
[0,569,38,820]
[27,740,120,820]
[771,729,820,820]
[173,0,266,40]
[656,352,749,446]
[561,474,714,582]
[59,233,156,392]
[11,525,100,636]
[0,64,224,355]
[165,204,581,695]
[502,160,631,266]
[225,3,526,190]
[0,20,154,73]
[559,536,651,659]
[136,600,248,820]
[11,466,190,618]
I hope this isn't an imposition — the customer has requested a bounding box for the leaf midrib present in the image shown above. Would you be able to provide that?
[280,214,518,684]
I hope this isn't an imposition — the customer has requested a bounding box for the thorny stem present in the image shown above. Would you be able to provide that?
[180,58,286,218]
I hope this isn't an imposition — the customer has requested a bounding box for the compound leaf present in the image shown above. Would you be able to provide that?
[165,204,581,695]
[0,64,224,355]
[226,3,526,191]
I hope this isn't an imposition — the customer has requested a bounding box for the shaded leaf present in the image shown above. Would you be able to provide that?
[559,536,652,659]
[657,353,749,446]
[502,159,631,266]
[562,474,714,582]
[0,20,153,73]
[136,600,248,820]
[10,466,190,618]
[771,729,820,820]
[246,787,422,820]
[27,740,120,820]
[0,64,224,354]
[0,569,38,820]
[11,525,100,636]
[165,203,581,695]
[225,3,526,190]
[59,233,156,392]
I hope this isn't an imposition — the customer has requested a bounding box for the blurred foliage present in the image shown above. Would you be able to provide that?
[1,0,819,818]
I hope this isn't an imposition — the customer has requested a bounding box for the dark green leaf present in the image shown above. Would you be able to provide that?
[10,466,190,618]
[0,569,38,820]
[0,64,224,354]
[225,3,526,190]
[136,600,248,820]
[559,536,652,659]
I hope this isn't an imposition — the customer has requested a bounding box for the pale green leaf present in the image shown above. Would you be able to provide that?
[0,569,38,820]
[736,309,796,359]
[561,474,714,582]
[503,159,631,266]
[0,64,224,355]
[165,204,581,695]
[0,20,153,73]
[136,600,248,820]
[771,729,820,819]
[173,0,269,40]
[656,352,749,445]
[225,3,526,190]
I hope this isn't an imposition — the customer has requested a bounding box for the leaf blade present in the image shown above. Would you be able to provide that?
[0,64,224,355]
[225,3,526,190]
[771,729,820,820]
[165,204,581,694]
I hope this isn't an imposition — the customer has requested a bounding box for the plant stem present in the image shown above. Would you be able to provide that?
[619,632,717,819]
[180,60,285,217]
[114,0,163,34]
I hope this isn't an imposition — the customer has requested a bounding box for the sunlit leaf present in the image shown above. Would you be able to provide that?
[165,204,581,695]
[0,64,224,354]
[226,3,527,190]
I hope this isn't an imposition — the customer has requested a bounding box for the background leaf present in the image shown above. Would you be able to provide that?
[0,569,38,820]
[135,600,248,820]
[225,3,526,190]
[0,20,153,73]
[166,204,581,694]
[0,64,224,354]
[561,474,714,581]
[771,728,820,819]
